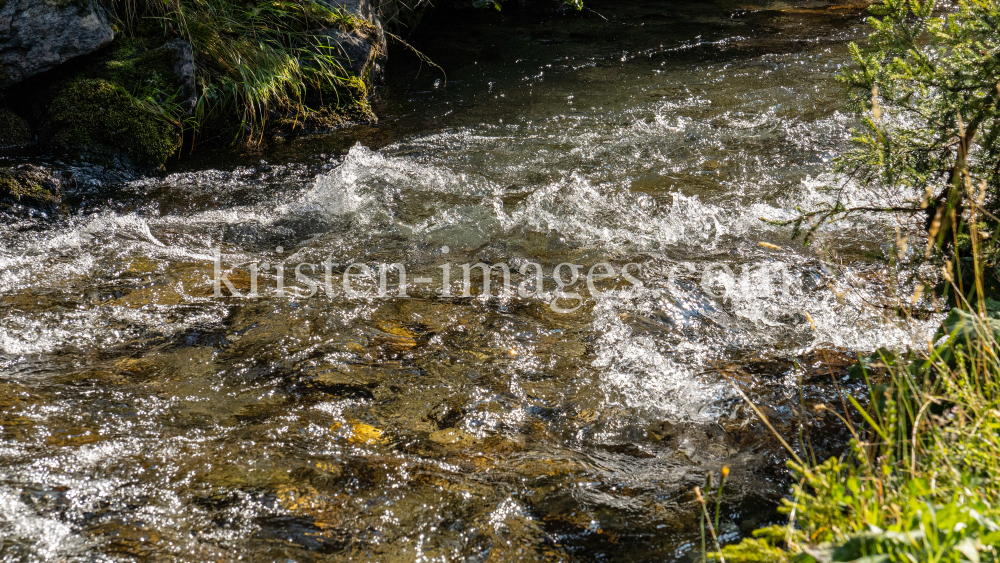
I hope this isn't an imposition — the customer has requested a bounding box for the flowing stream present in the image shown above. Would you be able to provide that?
[0,0,937,560]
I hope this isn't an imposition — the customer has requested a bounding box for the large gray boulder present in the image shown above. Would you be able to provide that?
[0,0,115,85]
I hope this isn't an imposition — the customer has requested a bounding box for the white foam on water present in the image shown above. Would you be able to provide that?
[0,486,89,560]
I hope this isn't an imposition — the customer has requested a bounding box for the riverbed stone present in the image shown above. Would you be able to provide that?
[0,0,115,85]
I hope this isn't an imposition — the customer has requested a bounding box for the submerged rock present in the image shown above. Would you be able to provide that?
[0,0,115,85]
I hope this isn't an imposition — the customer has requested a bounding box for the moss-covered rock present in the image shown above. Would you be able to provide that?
[273,74,375,138]
[0,165,60,208]
[341,75,377,122]
[44,78,181,167]
[0,107,32,148]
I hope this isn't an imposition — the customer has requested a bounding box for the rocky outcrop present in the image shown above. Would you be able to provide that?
[0,0,115,85]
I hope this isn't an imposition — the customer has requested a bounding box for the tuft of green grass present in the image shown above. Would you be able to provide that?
[111,0,379,144]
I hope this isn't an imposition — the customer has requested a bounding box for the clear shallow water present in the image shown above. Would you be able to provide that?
[0,1,938,560]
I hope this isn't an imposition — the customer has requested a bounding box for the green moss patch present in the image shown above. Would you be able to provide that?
[45,78,181,167]
[0,166,60,204]
[0,108,32,148]
[339,75,376,122]
[274,74,375,136]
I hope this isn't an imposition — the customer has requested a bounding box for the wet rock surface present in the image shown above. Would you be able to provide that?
[0,164,61,214]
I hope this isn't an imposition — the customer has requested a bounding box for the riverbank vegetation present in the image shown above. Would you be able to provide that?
[0,0,389,169]
[0,0,586,171]
[713,0,1000,559]
[104,0,581,146]
[111,0,381,143]
[715,303,1000,562]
